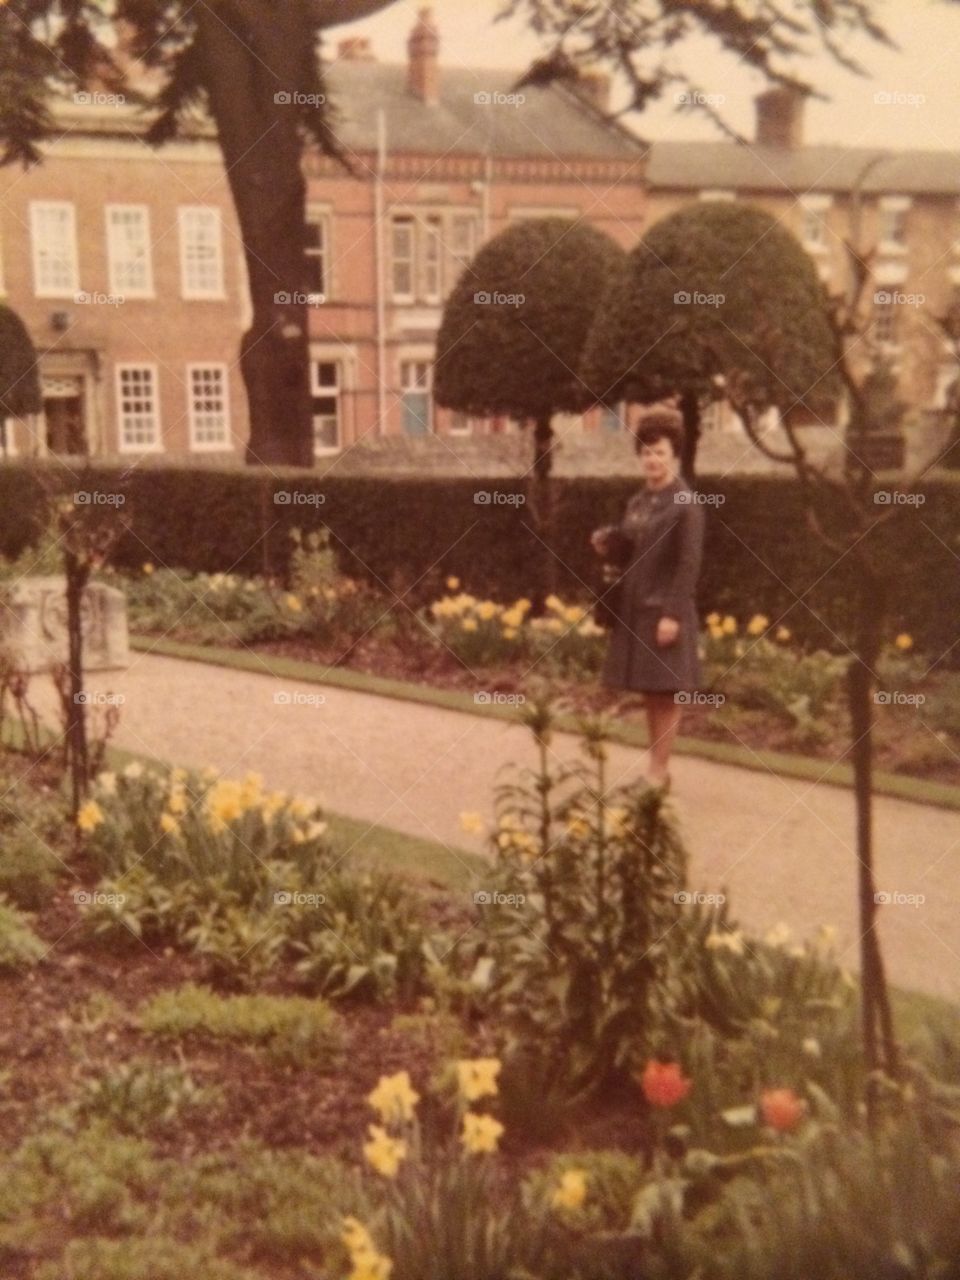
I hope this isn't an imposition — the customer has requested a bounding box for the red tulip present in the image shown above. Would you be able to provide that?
[639,1059,692,1108]
[760,1088,806,1132]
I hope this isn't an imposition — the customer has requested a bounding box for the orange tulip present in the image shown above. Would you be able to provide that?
[760,1088,806,1132]
[639,1059,692,1108]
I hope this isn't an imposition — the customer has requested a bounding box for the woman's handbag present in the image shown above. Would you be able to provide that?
[591,525,633,630]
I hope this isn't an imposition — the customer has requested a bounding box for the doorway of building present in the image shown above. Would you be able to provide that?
[43,377,86,455]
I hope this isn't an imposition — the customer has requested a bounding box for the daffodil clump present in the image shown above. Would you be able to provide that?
[426,579,605,673]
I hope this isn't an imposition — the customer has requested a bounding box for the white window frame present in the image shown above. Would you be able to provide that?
[399,356,434,435]
[305,206,331,303]
[116,363,163,453]
[30,201,79,298]
[448,411,477,436]
[106,204,154,298]
[187,362,232,452]
[178,206,225,300]
[310,358,343,455]
[389,210,482,305]
[799,194,832,253]
[698,189,736,202]
[877,195,910,256]
[390,215,416,304]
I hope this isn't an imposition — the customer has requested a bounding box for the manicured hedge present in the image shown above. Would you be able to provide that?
[1,462,958,660]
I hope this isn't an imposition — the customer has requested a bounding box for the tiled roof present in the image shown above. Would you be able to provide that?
[322,61,645,162]
[645,139,960,197]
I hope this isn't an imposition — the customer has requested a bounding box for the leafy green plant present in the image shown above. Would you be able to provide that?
[37,1237,263,1280]
[68,1060,218,1137]
[139,984,343,1069]
[0,893,46,970]
[0,827,62,909]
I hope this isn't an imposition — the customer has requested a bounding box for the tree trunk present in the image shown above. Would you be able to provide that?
[679,389,701,483]
[530,413,556,613]
[193,1,317,468]
[847,570,899,1121]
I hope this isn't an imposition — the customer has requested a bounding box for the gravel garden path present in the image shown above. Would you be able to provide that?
[33,652,960,1002]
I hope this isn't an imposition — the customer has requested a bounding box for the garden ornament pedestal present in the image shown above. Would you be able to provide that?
[1,576,129,673]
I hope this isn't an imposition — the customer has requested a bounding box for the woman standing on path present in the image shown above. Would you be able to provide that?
[592,411,706,789]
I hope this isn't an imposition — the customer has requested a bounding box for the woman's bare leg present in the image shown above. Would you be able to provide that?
[645,692,682,785]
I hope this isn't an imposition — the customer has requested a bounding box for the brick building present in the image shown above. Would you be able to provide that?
[0,8,646,460]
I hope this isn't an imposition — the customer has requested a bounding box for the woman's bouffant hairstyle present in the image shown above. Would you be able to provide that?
[634,408,685,457]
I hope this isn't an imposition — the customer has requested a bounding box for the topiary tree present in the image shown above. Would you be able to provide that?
[0,303,41,457]
[434,216,627,603]
[582,202,839,478]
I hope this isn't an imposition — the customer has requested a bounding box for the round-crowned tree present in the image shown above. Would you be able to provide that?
[0,303,41,455]
[582,202,839,477]
[435,217,627,604]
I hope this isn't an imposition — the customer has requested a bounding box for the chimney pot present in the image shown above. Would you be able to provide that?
[754,86,806,149]
[576,67,612,114]
[408,7,440,105]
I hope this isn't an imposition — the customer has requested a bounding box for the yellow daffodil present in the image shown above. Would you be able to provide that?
[545,617,565,634]
[261,791,286,821]
[721,616,737,635]
[551,1169,588,1211]
[342,1217,376,1257]
[565,605,587,624]
[501,607,524,629]
[284,593,303,612]
[565,815,591,839]
[239,771,264,808]
[446,575,460,591]
[342,1219,393,1280]
[459,811,485,835]
[456,1058,501,1103]
[142,562,155,575]
[545,593,564,612]
[363,1125,407,1178]
[503,627,518,641]
[775,626,791,643]
[76,800,105,833]
[368,1071,420,1125]
[205,779,244,828]
[746,614,769,636]
[764,921,792,948]
[167,786,188,816]
[290,797,313,819]
[895,633,913,651]
[477,601,500,621]
[460,1112,504,1155]
[705,929,745,956]
[705,612,721,626]
[461,617,478,632]
[160,812,181,837]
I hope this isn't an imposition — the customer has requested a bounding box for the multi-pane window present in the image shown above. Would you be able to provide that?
[400,359,432,435]
[877,196,910,252]
[799,195,832,253]
[305,210,329,300]
[117,365,161,450]
[179,206,225,298]
[310,360,341,452]
[389,212,480,304]
[873,302,899,348]
[30,201,79,297]
[188,364,230,449]
[106,205,153,296]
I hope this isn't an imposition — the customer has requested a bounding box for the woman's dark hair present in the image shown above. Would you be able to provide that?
[634,408,684,457]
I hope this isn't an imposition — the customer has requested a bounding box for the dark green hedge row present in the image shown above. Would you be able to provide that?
[1,462,957,661]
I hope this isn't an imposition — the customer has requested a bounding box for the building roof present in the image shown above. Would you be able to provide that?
[323,61,645,162]
[646,139,960,197]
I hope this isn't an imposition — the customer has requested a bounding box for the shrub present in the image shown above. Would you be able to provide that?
[0,828,62,910]
[37,1238,262,1280]
[0,894,46,970]
[139,984,343,1069]
[68,1060,217,1137]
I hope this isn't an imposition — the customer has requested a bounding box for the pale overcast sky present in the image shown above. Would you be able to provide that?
[326,0,960,151]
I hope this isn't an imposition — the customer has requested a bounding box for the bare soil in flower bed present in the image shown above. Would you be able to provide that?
[161,629,960,788]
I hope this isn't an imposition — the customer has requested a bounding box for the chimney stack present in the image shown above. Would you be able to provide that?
[576,67,612,114]
[408,8,440,106]
[754,86,806,149]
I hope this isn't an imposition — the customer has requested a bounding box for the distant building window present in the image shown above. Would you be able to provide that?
[106,205,153,297]
[872,301,900,348]
[389,212,481,304]
[30,201,79,297]
[877,196,910,254]
[311,360,342,453]
[449,411,479,435]
[799,194,832,253]
[601,404,624,432]
[400,359,432,434]
[179,206,225,299]
[188,364,230,450]
[117,365,161,451]
[698,190,736,202]
[305,209,329,301]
